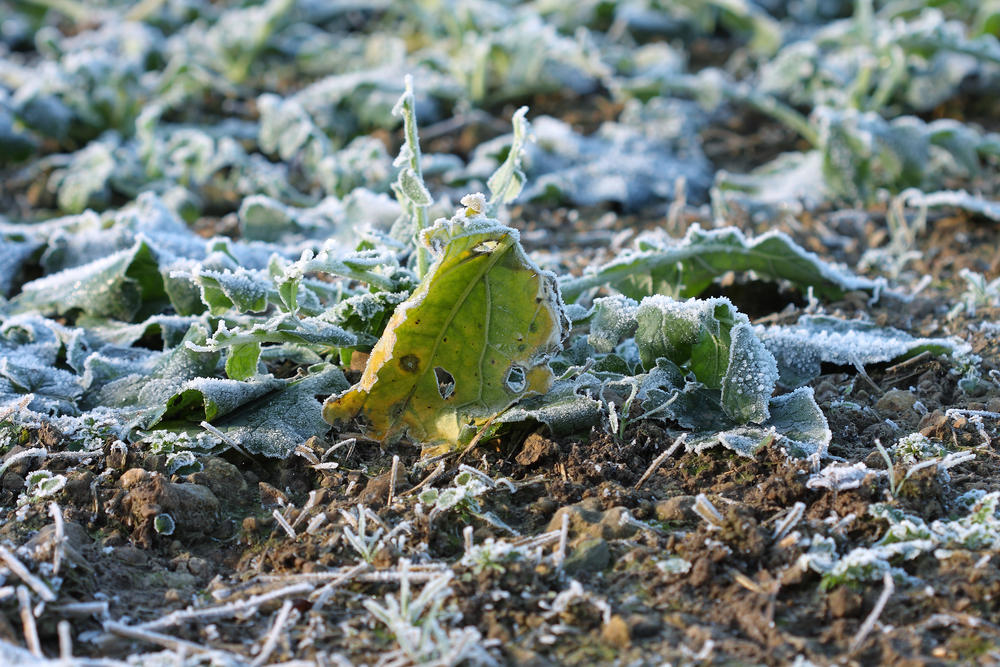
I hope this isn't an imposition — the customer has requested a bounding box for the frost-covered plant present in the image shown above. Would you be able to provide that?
[154,513,176,536]
[949,269,1000,318]
[419,468,518,534]
[340,504,388,564]
[799,484,994,589]
[23,470,67,503]
[890,433,947,466]
[460,538,524,575]
[364,560,498,667]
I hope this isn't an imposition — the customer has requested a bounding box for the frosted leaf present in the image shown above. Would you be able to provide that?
[81,314,205,350]
[53,135,117,213]
[155,375,284,425]
[212,364,348,457]
[687,425,775,457]
[767,386,831,458]
[93,325,220,426]
[191,267,271,315]
[635,296,747,382]
[1,313,89,371]
[806,462,881,491]
[166,451,201,475]
[496,377,602,436]
[11,240,167,321]
[587,296,638,354]
[0,355,83,414]
[467,114,711,210]
[0,235,42,297]
[898,188,1000,223]
[721,323,778,424]
[758,315,965,388]
[561,225,886,303]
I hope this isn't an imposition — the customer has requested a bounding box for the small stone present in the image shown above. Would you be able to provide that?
[361,466,407,505]
[188,458,248,504]
[876,389,917,417]
[1,473,25,493]
[530,496,558,517]
[119,469,219,547]
[827,586,862,619]
[504,646,554,667]
[516,434,558,466]
[563,538,610,575]
[654,495,697,523]
[627,613,662,638]
[114,545,148,567]
[546,499,637,545]
[63,470,94,505]
[101,530,127,548]
[688,557,713,587]
[186,557,211,577]
[602,614,631,648]
[164,589,184,603]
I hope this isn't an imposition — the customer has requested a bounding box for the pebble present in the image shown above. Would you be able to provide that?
[563,537,610,574]
[654,495,697,523]
[516,434,558,466]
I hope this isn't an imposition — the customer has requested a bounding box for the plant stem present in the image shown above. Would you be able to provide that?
[400,76,432,279]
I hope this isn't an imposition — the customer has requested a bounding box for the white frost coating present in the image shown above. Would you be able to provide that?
[807,462,883,491]
[467,113,712,210]
[170,376,284,422]
[758,315,966,387]
[721,323,778,424]
[899,188,1000,223]
[587,295,638,353]
[645,225,885,294]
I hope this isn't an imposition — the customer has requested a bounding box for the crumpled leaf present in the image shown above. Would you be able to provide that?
[0,234,42,297]
[688,387,831,458]
[757,315,966,388]
[496,376,603,435]
[324,214,567,454]
[154,375,284,426]
[635,296,777,425]
[191,313,356,380]
[212,364,348,457]
[93,324,220,427]
[560,225,885,302]
[10,239,168,321]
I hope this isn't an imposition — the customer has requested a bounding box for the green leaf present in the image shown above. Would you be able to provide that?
[226,342,262,381]
[587,296,638,354]
[560,225,884,303]
[398,167,433,206]
[11,240,168,321]
[634,296,745,385]
[0,235,42,297]
[195,268,271,315]
[156,375,283,425]
[324,215,567,455]
[194,314,356,355]
[214,364,348,457]
[497,378,603,435]
[766,386,831,458]
[93,324,221,426]
[486,106,530,214]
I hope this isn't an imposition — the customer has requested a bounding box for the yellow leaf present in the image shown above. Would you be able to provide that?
[324,216,567,455]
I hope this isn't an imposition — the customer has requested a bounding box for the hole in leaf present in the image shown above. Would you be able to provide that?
[435,366,455,400]
[472,240,500,254]
[505,364,527,393]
